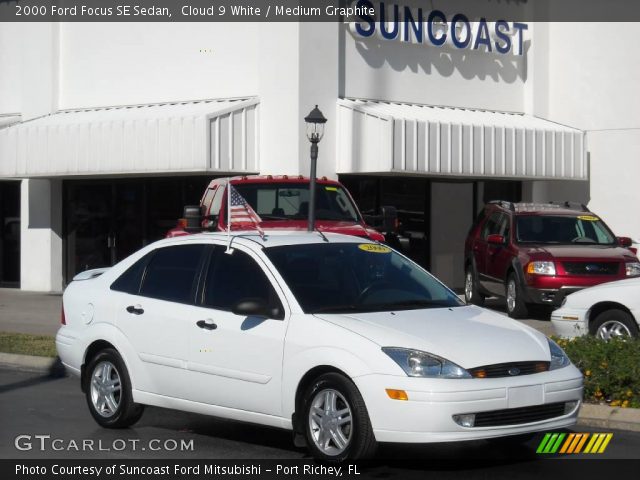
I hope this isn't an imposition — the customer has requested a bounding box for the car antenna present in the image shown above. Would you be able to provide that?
[315,228,329,242]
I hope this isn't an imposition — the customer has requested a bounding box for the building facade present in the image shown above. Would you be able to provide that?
[1,6,639,292]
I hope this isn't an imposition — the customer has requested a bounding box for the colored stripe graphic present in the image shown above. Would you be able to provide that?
[538,433,613,455]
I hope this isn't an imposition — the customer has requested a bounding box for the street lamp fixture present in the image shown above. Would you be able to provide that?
[304,105,327,231]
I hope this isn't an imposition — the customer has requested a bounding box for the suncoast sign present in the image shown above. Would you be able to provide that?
[351,0,529,56]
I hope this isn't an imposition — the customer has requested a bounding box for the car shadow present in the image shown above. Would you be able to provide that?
[483,298,554,321]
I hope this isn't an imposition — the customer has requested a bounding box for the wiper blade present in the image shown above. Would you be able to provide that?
[379,300,454,309]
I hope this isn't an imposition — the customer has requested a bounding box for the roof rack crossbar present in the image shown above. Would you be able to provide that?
[547,201,590,212]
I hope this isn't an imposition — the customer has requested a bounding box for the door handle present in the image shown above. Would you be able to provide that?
[196,319,217,330]
[126,305,144,315]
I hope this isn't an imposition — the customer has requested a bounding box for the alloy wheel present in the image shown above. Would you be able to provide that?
[90,361,122,418]
[596,320,632,340]
[308,388,353,456]
[506,279,517,313]
[465,272,473,302]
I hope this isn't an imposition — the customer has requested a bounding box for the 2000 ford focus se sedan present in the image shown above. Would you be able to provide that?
[56,232,582,461]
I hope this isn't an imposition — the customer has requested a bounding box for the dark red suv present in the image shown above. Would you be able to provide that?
[464,201,640,318]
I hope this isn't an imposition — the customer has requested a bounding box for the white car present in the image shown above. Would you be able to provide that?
[552,277,640,339]
[56,232,582,461]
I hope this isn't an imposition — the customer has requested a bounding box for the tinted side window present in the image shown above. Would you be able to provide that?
[203,248,283,319]
[481,212,503,239]
[140,245,205,303]
[110,253,150,294]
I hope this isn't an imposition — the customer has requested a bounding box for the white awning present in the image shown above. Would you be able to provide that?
[0,98,259,178]
[337,99,587,180]
[0,114,20,129]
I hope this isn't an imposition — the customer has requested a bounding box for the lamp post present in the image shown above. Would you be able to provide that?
[304,105,327,231]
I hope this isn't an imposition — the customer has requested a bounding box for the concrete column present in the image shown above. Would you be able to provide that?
[20,179,63,292]
[258,22,340,178]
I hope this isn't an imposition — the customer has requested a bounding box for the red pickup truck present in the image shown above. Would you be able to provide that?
[167,175,395,242]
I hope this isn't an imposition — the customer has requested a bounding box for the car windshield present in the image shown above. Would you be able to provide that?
[516,215,616,245]
[264,243,464,314]
[233,183,359,222]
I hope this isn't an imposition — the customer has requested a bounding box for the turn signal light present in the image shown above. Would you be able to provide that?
[385,389,408,401]
[472,369,487,378]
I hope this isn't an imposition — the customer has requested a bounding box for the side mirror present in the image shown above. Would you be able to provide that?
[487,234,506,245]
[183,205,203,233]
[232,298,282,320]
[381,205,398,233]
[617,236,633,248]
[203,215,219,231]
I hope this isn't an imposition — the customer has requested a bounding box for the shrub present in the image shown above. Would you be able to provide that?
[554,336,640,408]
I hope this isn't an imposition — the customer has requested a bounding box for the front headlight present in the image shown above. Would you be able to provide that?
[527,261,556,275]
[382,347,471,378]
[625,262,640,276]
[548,339,570,370]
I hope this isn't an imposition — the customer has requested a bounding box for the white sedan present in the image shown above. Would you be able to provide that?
[552,277,640,339]
[56,232,582,461]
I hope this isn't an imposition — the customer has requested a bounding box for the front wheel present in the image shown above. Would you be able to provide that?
[506,274,529,319]
[84,348,144,428]
[590,309,639,339]
[303,373,377,462]
[464,266,485,306]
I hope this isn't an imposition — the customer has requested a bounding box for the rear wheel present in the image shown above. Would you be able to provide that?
[590,309,639,339]
[464,266,485,306]
[303,373,377,462]
[84,348,144,428]
[506,274,529,319]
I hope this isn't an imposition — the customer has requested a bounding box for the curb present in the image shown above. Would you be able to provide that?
[578,403,640,432]
[1,352,640,432]
[0,352,64,375]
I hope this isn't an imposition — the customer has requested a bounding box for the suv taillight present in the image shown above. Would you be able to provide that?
[61,306,66,325]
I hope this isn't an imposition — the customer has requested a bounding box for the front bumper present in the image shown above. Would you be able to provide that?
[551,308,589,338]
[354,366,583,443]
[524,286,584,307]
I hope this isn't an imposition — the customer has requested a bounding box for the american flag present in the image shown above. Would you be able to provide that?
[228,185,263,229]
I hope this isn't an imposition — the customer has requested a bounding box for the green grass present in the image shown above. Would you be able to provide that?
[0,332,57,358]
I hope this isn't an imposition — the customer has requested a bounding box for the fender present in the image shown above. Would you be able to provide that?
[76,322,150,397]
[281,346,375,420]
[510,257,531,302]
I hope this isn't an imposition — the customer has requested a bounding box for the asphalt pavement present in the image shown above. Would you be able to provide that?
[2,368,639,466]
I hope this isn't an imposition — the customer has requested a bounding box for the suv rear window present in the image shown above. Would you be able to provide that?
[233,183,359,222]
[516,215,615,245]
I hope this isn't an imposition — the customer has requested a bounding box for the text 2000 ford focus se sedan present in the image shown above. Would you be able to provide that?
[56,232,582,461]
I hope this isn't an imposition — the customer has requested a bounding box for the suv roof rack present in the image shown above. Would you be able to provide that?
[487,200,590,213]
[487,200,515,211]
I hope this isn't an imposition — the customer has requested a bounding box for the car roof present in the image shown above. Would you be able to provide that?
[208,175,342,186]
[154,230,372,250]
[488,202,593,216]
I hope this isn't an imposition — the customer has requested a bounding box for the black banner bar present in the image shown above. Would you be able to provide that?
[3,0,640,22]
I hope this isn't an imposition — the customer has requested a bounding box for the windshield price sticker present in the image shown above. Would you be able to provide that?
[578,215,599,221]
[359,244,391,253]
[325,186,338,191]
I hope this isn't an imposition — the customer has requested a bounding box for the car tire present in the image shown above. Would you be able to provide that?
[464,265,485,306]
[84,348,144,428]
[302,372,377,462]
[590,309,639,339]
[505,273,529,319]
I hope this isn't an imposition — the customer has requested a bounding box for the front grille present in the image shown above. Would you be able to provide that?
[473,402,567,427]
[563,262,619,275]
[468,361,550,378]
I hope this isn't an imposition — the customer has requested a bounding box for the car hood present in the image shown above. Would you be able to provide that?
[523,244,636,261]
[314,306,550,369]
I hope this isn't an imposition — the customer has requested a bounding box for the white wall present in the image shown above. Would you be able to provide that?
[534,23,640,242]
[59,23,260,108]
[0,22,22,114]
